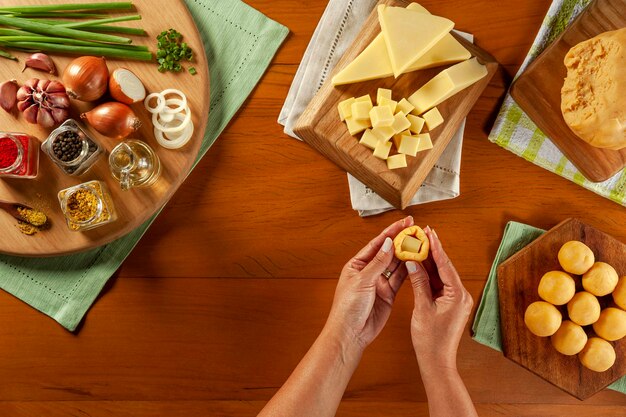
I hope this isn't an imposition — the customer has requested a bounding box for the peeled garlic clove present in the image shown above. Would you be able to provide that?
[23,104,39,124]
[0,79,18,112]
[23,53,56,75]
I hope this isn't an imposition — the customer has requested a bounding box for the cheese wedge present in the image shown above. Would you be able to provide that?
[378,4,454,77]
[408,57,488,114]
[331,3,469,85]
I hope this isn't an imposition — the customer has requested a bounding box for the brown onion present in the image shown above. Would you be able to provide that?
[81,102,141,139]
[62,56,108,102]
[16,78,70,128]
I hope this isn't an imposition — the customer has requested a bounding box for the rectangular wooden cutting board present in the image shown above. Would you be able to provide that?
[510,0,626,182]
[293,0,497,209]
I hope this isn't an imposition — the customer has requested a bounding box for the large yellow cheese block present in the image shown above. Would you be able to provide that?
[331,3,469,85]
[378,4,454,78]
[408,57,487,114]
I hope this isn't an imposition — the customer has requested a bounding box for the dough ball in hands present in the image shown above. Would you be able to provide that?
[525,301,562,337]
[582,262,619,296]
[592,307,626,341]
[538,271,576,305]
[613,276,626,310]
[551,320,588,355]
[393,225,429,262]
[567,291,601,326]
[558,241,595,275]
[579,337,616,372]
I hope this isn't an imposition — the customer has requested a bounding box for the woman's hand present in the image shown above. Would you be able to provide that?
[325,216,414,351]
[407,227,473,373]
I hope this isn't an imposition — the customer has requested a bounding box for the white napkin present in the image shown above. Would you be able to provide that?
[278,0,469,216]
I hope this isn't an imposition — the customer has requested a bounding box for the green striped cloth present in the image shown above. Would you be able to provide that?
[472,221,626,394]
[0,0,288,331]
[489,0,626,205]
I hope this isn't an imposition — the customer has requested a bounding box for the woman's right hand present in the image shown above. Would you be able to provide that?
[406,227,473,374]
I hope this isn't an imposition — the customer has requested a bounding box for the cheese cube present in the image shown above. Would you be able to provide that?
[392,129,411,149]
[387,153,407,169]
[369,105,394,128]
[376,88,392,104]
[406,114,425,134]
[398,134,420,156]
[373,140,393,160]
[372,126,395,142]
[391,111,412,134]
[397,98,415,115]
[422,107,444,130]
[355,94,373,105]
[416,133,433,151]
[378,97,397,113]
[351,100,373,121]
[359,129,379,150]
[338,97,355,121]
[345,115,371,136]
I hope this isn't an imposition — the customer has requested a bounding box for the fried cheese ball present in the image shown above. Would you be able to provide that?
[592,307,626,341]
[557,241,594,275]
[393,226,430,262]
[582,262,619,296]
[551,320,587,355]
[567,291,601,326]
[524,301,562,337]
[538,271,576,305]
[579,337,616,372]
[613,276,626,310]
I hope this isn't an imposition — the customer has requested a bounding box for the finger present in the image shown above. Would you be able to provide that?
[406,261,433,306]
[387,263,407,294]
[360,236,395,280]
[425,227,463,289]
[353,216,414,263]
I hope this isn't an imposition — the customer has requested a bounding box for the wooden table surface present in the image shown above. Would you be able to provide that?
[1,1,626,415]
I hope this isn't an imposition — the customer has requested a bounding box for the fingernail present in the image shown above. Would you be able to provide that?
[424,225,431,232]
[405,215,413,225]
[382,237,392,253]
[406,261,417,273]
[433,229,439,239]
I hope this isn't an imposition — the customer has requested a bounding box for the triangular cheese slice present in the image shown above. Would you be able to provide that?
[378,4,454,77]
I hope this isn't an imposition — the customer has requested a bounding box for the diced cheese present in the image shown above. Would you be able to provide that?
[406,114,425,134]
[370,105,394,128]
[397,98,415,115]
[351,100,373,121]
[398,134,420,156]
[422,107,444,130]
[355,94,373,104]
[331,3,470,85]
[416,133,433,151]
[401,235,423,252]
[373,140,393,160]
[345,116,371,136]
[378,97,397,113]
[338,97,355,121]
[378,4,454,77]
[376,88,392,104]
[391,111,412,134]
[392,129,410,149]
[359,129,380,150]
[408,57,488,114]
[387,153,407,169]
[372,126,395,142]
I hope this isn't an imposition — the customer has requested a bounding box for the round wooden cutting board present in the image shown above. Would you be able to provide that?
[0,0,209,257]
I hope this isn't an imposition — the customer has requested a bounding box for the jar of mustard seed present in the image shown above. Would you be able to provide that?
[0,132,39,179]
[42,119,102,176]
[57,180,117,231]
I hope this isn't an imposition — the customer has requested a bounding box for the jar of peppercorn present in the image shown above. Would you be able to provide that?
[0,132,39,179]
[42,119,102,176]
[58,180,117,231]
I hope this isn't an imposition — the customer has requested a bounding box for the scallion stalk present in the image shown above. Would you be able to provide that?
[0,3,133,14]
[22,19,147,36]
[1,41,152,60]
[0,48,16,60]
[0,36,149,52]
[60,15,141,29]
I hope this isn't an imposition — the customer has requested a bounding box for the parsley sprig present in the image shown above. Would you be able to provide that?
[156,28,194,73]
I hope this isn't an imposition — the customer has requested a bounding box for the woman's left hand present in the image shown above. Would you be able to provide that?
[325,216,414,350]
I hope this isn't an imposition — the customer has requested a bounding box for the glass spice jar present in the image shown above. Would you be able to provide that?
[0,132,39,179]
[42,119,103,176]
[57,180,117,231]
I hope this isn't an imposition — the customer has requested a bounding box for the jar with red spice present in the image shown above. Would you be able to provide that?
[0,132,39,179]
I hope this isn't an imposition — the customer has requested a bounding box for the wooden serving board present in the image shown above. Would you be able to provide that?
[293,0,497,209]
[510,0,626,182]
[0,0,209,257]
[497,218,626,400]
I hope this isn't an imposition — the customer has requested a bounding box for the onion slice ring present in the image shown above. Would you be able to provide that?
[160,89,187,114]
[152,107,191,133]
[144,92,165,114]
[154,113,194,149]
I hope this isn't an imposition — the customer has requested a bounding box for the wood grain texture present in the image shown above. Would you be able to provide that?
[510,0,626,182]
[2,0,626,415]
[293,0,497,209]
[0,0,209,257]
[498,218,626,399]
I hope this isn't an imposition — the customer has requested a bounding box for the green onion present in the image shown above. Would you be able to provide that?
[2,41,152,60]
[0,3,133,14]
[189,67,197,75]
[0,48,16,60]
[7,12,108,19]
[59,15,141,29]
[156,29,193,73]
[0,36,149,51]
[22,19,147,36]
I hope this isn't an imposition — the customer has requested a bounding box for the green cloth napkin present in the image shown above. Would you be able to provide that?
[472,221,626,394]
[488,0,626,206]
[0,0,288,331]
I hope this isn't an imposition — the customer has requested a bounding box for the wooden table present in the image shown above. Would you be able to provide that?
[1,1,625,415]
